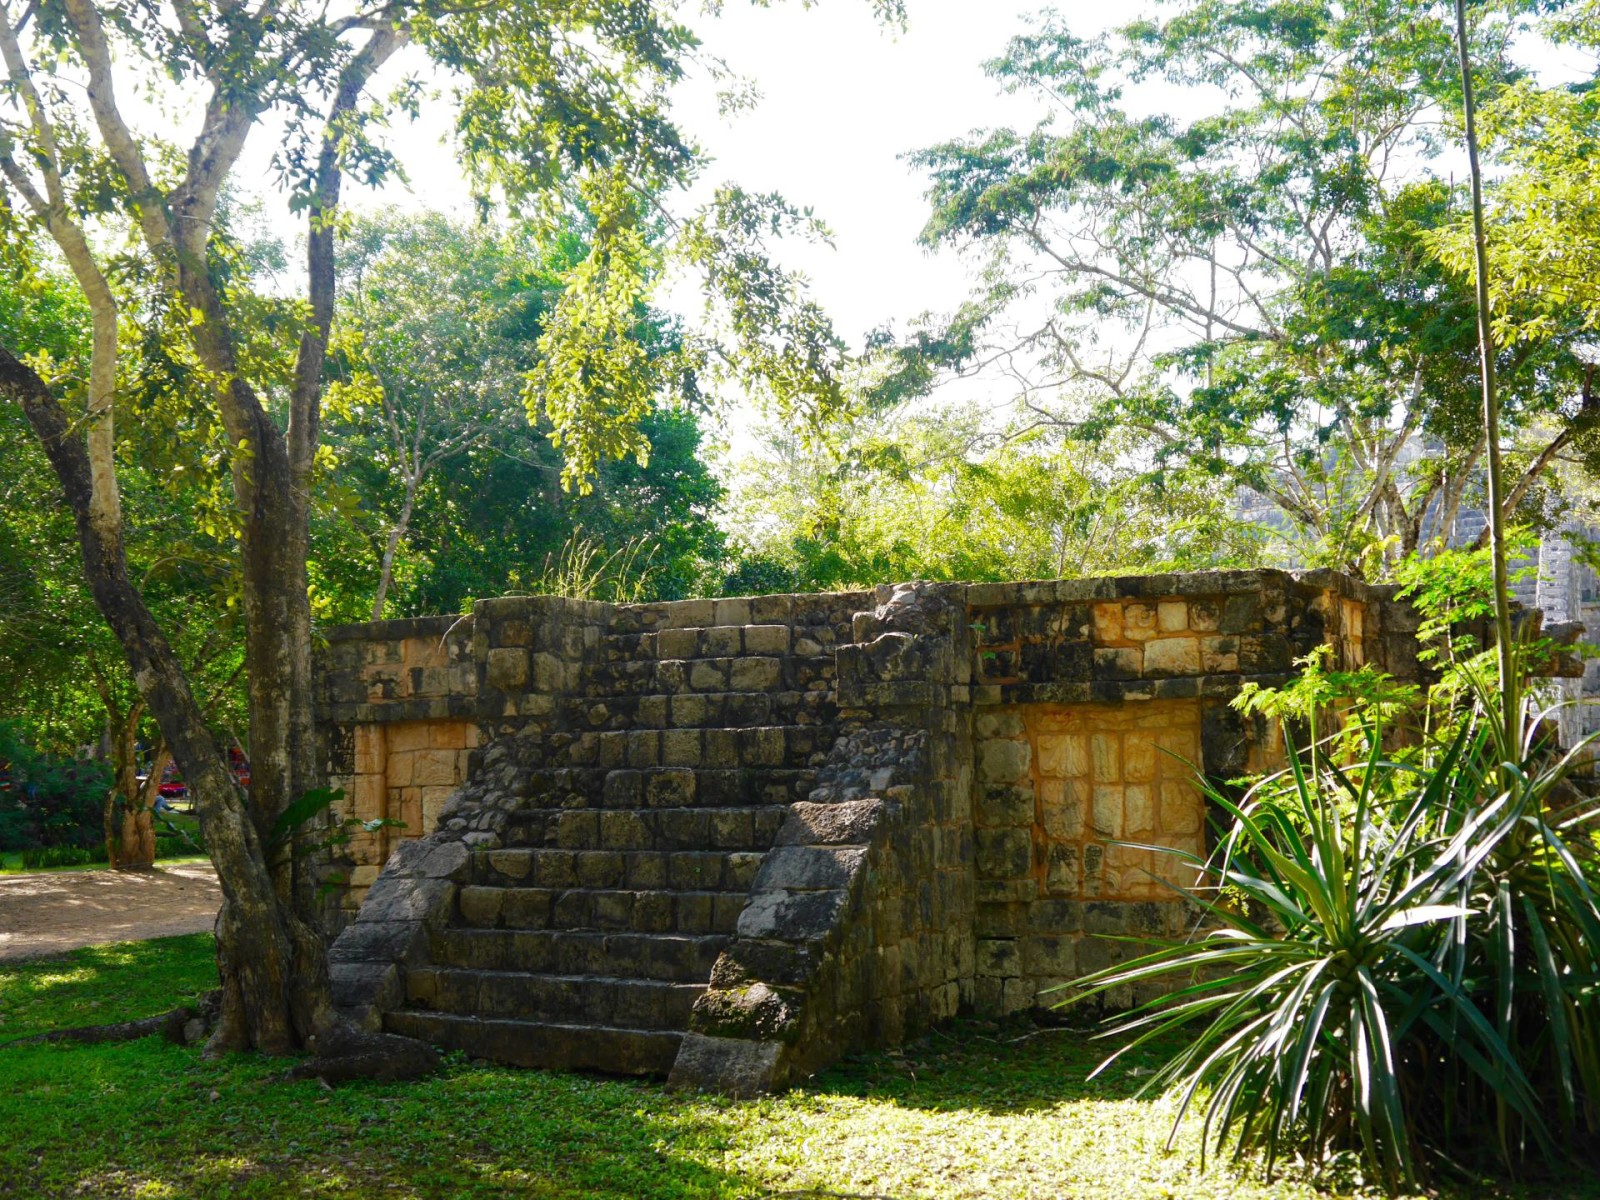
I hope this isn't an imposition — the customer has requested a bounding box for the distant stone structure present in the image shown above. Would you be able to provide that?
[314,570,1422,1093]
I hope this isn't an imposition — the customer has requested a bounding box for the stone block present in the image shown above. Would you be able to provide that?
[975,827,1032,881]
[977,738,1031,784]
[555,811,599,849]
[646,768,697,806]
[1200,635,1238,673]
[662,729,703,767]
[458,885,504,926]
[600,811,649,849]
[1143,636,1200,676]
[1093,646,1141,680]
[743,625,790,655]
[730,657,783,692]
[1092,786,1122,837]
[358,875,455,925]
[387,722,432,754]
[977,938,1018,977]
[1123,735,1156,783]
[975,711,1024,739]
[626,731,661,768]
[742,727,786,767]
[662,599,714,629]
[975,901,1027,937]
[1124,784,1154,835]
[604,770,643,807]
[1044,843,1079,893]
[328,920,419,964]
[485,647,529,690]
[1157,600,1187,632]
[1159,783,1203,835]
[657,628,699,660]
[754,845,867,892]
[670,694,708,727]
[1039,779,1083,839]
[978,784,1035,828]
[487,849,532,881]
[1023,936,1076,978]
[412,748,459,788]
[776,800,884,846]
[703,730,739,768]
[713,597,753,626]
[388,837,471,880]
[689,660,727,691]
[735,888,848,941]
[1189,600,1221,632]
[1220,593,1261,635]
[1123,603,1157,641]
[1091,734,1119,783]
[667,1033,782,1099]
[704,626,742,657]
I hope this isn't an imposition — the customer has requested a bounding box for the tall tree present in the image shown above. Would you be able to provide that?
[327,212,725,620]
[0,0,889,1056]
[906,0,1594,574]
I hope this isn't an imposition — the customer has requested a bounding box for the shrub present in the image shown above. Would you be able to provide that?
[1060,668,1600,1192]
[0,723,111,854]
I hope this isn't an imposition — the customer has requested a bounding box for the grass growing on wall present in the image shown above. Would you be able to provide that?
[3,935,1598,1200]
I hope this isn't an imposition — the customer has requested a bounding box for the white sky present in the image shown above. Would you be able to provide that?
[342,1,1112,348]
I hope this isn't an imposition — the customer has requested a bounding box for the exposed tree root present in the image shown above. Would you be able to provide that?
[282,1022,440,1085]
[2,989,220,1049]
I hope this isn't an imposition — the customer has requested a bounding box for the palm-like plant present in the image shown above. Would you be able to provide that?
[1060,685,1600,1191]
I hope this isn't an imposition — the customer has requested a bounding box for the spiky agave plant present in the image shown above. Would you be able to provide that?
[1058,718,1552,1193]
[1419,664,1600,1171]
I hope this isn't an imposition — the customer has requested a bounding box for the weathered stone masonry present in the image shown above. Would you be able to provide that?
[315,569,1419,1094]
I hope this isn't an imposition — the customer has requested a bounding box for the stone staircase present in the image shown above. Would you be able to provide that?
[376,606,853,1073]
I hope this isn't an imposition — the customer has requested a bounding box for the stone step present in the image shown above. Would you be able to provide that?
[560,720,831,765]
[406,967,703,1030]
[505,805,789,852]
[567,694,835,732]
[511,765,814,810]
[602,623,801,661]
[385,1010,681,1076]
[430,928,731,982]
[456,885,746,935]
[472,847,765,892]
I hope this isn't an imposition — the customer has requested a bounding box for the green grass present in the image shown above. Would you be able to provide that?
[2,936,1598,1200]
[0,852,210,874]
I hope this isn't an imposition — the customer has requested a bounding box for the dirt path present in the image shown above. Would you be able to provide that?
[0,861,220,961]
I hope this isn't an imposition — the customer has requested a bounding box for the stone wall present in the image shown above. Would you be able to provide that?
[314,568,1422,1091]
[319,616,477,918]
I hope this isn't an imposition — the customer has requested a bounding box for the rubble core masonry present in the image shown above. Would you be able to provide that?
[313,570,1416,1094]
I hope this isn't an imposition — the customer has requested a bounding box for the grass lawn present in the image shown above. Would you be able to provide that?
[0,852,211,874]
[2,936,1597,1200]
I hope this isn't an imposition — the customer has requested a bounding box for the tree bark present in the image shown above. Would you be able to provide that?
[372,470,422,621]
[0,345,323,1056]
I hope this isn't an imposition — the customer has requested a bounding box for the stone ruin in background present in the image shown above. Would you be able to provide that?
[312,570,1424,1094]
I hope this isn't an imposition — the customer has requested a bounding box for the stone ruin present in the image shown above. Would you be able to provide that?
[314,569,1422,1094]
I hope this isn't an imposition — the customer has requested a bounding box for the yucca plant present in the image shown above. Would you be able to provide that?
[1060,716,1545,1190]
[1059,665,1600,1192]
[1418,663,1600,1170]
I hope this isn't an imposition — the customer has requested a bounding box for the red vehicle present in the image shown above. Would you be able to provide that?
[151,746,250,803]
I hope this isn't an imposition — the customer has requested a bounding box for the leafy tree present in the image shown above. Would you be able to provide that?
[723,403,1261,590]
[0,0,891,1057]
[325,212,725,621]
[905,0,1594,575]
[0,268,244,869]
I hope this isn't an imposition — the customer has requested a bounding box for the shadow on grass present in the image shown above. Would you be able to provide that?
[0,933,217,1042]
[799,1014,1169,1117]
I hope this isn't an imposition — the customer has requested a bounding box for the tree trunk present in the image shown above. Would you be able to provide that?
[372,471,421,621]
[0,345,328,1057]
[111,804,156,871]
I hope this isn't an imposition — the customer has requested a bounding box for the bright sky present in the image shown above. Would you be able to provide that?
[344,1,1109,348]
